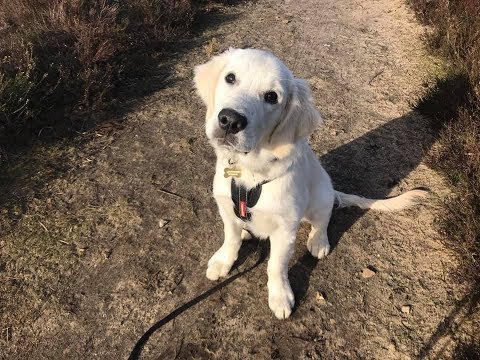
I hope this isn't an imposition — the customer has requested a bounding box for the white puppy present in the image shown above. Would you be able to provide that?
[194,48,426,319]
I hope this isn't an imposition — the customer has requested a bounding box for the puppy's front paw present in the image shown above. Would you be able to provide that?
[268,282,295,319]
[206,249,236,281]
[307,233,330,259]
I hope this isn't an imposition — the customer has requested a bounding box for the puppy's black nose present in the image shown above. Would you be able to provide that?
[218,108,247,134]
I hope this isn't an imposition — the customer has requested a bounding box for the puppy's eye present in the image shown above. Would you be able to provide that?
[225,73,236,84]
[264,91,278,104]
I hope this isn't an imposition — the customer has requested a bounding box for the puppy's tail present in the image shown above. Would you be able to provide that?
[334,189,428,212]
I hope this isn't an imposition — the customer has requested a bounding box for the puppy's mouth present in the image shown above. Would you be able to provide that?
[212,131,249,153]
[214,136,240,150]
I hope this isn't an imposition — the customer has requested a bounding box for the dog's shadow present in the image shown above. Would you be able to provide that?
[289,111,439,304]
[230,237,269,272]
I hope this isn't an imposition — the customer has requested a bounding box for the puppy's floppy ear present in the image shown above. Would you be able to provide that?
[268,78,322,158]
[194,51,229,119]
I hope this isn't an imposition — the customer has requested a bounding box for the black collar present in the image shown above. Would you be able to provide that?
[231,178,271,221]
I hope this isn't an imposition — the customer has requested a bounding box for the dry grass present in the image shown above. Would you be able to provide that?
[410,0,480,283]
[0,0,194,138]
[410,0,480,97]
[430,108,480,280]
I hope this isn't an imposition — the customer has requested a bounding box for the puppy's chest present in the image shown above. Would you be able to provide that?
[217,194,278,238]
[215,181,281,238]
[244,209,277,239]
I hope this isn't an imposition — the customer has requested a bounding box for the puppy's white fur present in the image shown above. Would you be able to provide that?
[194,48,426,319]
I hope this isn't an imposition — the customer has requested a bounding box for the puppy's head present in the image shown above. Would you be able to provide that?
[194,48,321,157]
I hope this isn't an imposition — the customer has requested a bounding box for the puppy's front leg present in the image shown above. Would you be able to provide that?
[268,227,296,319]
[206,198,243,281]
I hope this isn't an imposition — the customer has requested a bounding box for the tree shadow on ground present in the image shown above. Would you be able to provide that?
[417,288,480,359]
[451,341,480,360]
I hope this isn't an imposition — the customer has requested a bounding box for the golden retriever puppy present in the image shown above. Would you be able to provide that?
[194,48,426,319]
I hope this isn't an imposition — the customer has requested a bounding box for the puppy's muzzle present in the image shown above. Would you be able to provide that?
[218,108,248,134]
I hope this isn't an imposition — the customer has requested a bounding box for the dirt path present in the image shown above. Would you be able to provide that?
[1,0,476,359]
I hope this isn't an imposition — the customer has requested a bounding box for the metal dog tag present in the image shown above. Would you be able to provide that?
[224,168,242,178]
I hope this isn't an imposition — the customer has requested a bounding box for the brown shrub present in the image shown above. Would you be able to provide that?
[410,0,480,100]
[0,0,195,135]
[430,108,480,280]
[410,0,480,283]
[121,0,194,46]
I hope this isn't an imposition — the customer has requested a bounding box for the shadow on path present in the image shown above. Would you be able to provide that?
[417,288,480,359]
[0,7,241,223]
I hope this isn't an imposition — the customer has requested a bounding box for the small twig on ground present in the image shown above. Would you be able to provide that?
[38,221,49,233]
[173,335,185,360]
[157,188,185,199]
[369,69,385,85]
[4,327,12,341]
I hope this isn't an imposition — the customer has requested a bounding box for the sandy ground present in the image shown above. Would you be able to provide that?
[1,0,479,359]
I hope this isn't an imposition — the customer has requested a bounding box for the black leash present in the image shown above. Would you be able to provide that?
[128,240,267,360]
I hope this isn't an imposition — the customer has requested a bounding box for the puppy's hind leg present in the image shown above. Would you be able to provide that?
[307,210,331,259]
[306,182,334,259]
[206,198,243,281]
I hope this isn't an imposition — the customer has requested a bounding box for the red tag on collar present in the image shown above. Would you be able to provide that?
[239,201,247,218]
